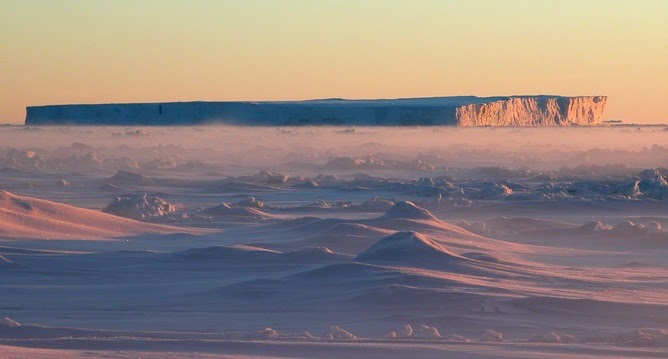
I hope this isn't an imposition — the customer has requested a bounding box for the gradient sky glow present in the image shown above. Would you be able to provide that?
[1,0,667,124]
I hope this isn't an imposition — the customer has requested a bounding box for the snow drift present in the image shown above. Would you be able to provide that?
[0,191,198,239]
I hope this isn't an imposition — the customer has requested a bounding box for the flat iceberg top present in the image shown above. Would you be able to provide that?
[28,95,599,108]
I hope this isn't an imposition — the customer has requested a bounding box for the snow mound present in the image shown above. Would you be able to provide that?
[322,326,356,340]
[610,221,649,236]
[292,262,388,281]
[262,171,289,184]
[480,330,503,342]
[385,324,441,339]
[299,332,314,340]
[0,191,189,239]
[647,221,662,232]
[445,334,471,342]
[412,178,458,197]
[354,197,395,212]
[293,179,319,188]
[319,222,392,237]
[386,325,414,339]
[475,182,513,199]
[246,327,279,340]
[613,181,642,198]
[0,317,20,327]
[612,328,668,347]
[309,200,333,208]
[103,193,176,221]
[578,328,668,347]
[577,220,610,233]
[355,231,466,266]
[234,171,289,184]
[384,331,398,339]
[529,332,577,344]
[292,222,392,255]
[380,201,439,221]
[397,324,413,337]
[323,156,434,171]
[579,328,668,347]
[412,325,442,339]
[231,197,264,208]
[323,156,384,170]
[106,170,154,186]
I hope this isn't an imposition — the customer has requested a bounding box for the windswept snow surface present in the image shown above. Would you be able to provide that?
[1,125,668,358]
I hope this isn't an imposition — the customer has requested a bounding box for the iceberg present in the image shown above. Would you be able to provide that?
[25,95,607,126]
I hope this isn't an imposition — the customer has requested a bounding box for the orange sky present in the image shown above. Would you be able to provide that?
[1,0,667,124]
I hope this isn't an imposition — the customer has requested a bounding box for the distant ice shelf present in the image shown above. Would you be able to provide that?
[25,95,607,126]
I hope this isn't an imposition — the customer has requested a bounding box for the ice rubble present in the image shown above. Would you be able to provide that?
[231,171,291,184]
[529,332,577,344]
[480,330,503,342]
[231,197,264,208]
[248,327,279,340]
[354,197,395,212]
[383,324,477,342]
[322,326,356,340]
[283,170,668,203]
[612,328,668,347]
[400,168,668,202]
[582,328,668,347]
[322,156,434,171]
[103,193,176,221]
[412,325,442,339]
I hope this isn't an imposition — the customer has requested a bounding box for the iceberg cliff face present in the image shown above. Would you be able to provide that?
[25,96,606,126]
[455,96,607,126]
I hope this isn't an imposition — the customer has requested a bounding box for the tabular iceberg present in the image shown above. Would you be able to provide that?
[25,95,607,126]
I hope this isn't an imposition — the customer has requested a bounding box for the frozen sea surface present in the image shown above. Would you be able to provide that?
[0,125,667,358]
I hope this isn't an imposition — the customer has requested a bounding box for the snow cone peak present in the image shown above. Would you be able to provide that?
[381,201,439,221]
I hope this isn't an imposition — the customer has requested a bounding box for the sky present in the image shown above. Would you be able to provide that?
[1,0,667,124]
